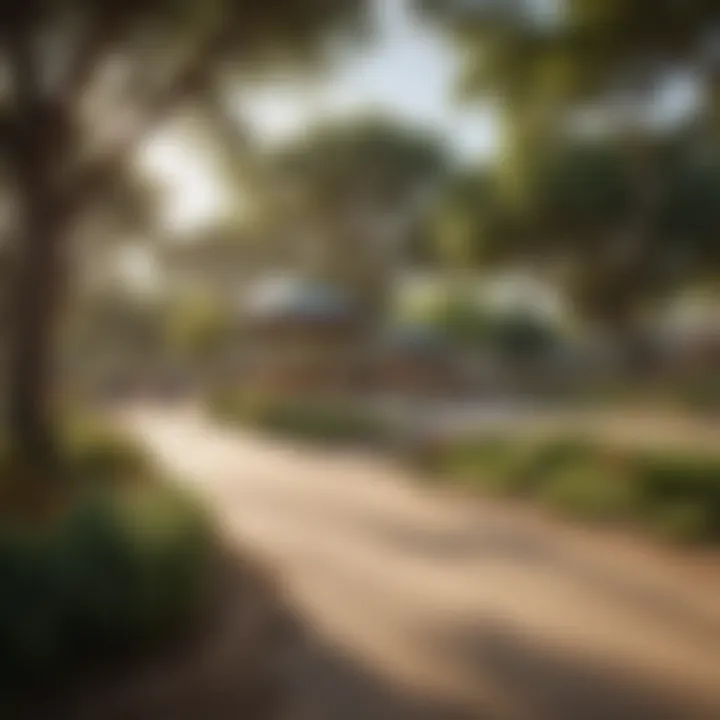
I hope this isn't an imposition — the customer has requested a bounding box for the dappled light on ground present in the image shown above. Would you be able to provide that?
[121,405,720,720]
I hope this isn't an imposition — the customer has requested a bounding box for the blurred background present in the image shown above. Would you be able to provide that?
[0,1,719,718]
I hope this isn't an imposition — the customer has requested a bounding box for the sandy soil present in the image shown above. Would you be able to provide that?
[120,405,720,720]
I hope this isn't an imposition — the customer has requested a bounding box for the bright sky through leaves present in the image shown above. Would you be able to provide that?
[141,0,497,231]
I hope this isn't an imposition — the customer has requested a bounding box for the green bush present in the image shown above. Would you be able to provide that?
[0,429,215,696]
[538,464,637,521]
[433,433,720,544]
[262,403,386,445]
[440,438,536,495]
[439,436,601,497]
[525,437,599,477]
[210,390,388,446]
[645,501,717,544]
[633,451,720,542]
[64,420,154,483]
[485,311,559,362]
[634,452,720,505]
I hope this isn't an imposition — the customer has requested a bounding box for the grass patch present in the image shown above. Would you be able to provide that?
[432,434,720,544]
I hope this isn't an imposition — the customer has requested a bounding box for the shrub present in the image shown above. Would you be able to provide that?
[525,437,599,477]
[633,451,720,541]
[441,438,536,495]
[538,464,637,521]
[64,420,154,483]
[262,402,386,445]
[645,501,717,544]
[633,452,720,506]
[0,429,215,696]
[433,433,720,544]
[438,436,602,497]
[210,390,388,447]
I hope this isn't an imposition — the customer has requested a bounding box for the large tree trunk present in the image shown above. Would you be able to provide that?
[3,7,77,474]
[6,83,72,473]
[7,199,68,471]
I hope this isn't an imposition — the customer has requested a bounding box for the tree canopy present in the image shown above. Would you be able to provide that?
[420,0,720,340]
[269,115,449,317]
[0,0,372,466]
[419,0,720,113]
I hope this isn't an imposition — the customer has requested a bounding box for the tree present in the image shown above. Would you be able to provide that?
[431,168,515,269]
[270,115,449,321]
[419,1,720,119]
[516,137,652,334]
[419,0,720,359]
[0,0,369,472]
[437,133,719,350]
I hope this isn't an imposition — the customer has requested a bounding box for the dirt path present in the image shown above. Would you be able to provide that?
[124,405,720,720]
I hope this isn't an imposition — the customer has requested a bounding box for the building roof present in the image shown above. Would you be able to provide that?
[244,277,358,324]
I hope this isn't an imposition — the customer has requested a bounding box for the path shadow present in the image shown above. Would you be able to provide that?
[432,617,720,720]
[225,485,720,658]
[13,545,478,720]
[279,635,478,720]
[363,511,720,657]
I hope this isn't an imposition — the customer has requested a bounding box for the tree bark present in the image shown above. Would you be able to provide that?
[7,194,69,471]
[5,84,72,473]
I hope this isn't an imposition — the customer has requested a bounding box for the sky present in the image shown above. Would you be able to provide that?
[238,1,496,156]
[140,0,698,233]
[140,0,497,232]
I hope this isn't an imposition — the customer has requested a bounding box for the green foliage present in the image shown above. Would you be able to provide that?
[270,115,448,315]
[432,134,720,332]
[440,438,529,495]
[525,437,600,477]
[645,501,717,545]
[439,435,600,496]
[63,420,155,484]
[60,483,213,649]
[260,402,386,445]
[276,115,448,204]
[431,170,514,268]
[0,431,215,695]
[521,140,635,240]
[166,299,235,361]
[3,2,369,86]
[416,293,559,359]
[486,310,559,361]
[421,0,720,113]
[424,294,491,348]
[632,451,720,541]
[422,1,720,328]
[210,390,388,446]
[0,0,373,470]
[538,465,637,521]
[433,434,720,543]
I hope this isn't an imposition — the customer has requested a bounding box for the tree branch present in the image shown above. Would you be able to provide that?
[65,38,224,218]
[5,14,46,192]
[64,8,127,104]
[200,85,265,197]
